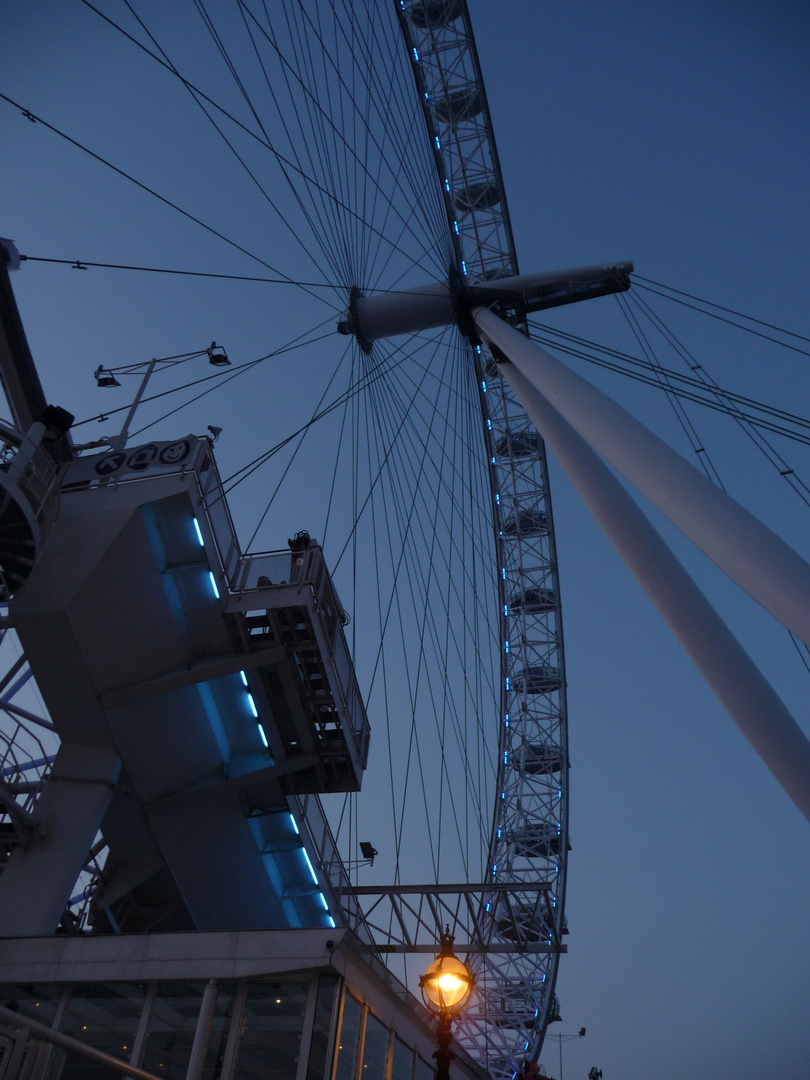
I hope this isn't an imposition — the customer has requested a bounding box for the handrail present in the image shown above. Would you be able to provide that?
[292,790,373,941]
[0,1003,163,1080]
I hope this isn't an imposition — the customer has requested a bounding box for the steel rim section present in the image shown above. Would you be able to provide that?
[397,2,569,1071]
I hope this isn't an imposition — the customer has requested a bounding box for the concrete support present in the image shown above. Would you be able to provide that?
[481,347,810,824]
[8,421,46,482]
[0,742,121,935]
[185,980,219,1080]
[474,307,810,649]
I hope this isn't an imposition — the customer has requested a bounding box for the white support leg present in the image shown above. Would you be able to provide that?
[485,352,810,824]
[0,743,121,935]
[474,307,810,649]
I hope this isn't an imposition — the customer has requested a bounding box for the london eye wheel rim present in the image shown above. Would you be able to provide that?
[397,2,569,1066]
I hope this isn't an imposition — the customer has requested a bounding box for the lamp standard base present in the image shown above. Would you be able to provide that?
[433,1013,455,1080]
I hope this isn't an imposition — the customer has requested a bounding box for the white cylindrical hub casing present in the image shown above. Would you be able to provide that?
[345,262,633,347]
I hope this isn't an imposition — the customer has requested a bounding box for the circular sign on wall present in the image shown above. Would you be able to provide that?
[126,444,158,471]
[158,439,192,466]
[94,452,127,476]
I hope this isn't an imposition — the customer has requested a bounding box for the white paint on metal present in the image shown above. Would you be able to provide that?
[349,263,632,345]
[475,307,810,650]
[0,743,121,935]
[479,328,810,824]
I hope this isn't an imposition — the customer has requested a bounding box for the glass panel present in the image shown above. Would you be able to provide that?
[140,982,206,1079]
[360,1013,388,1080]
[390,1037,414,1080]
[55,982,146,1080]
[203,983,236,1080]
[0,983,62,1026]
[333,994,362,1080]
[234,981,309,1080]
[415,1057,434,1080]
[306,976,338,1080]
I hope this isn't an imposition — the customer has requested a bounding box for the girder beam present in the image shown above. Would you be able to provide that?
[350,883,565,956]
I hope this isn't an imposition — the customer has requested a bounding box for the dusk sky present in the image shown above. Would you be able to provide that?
[2,3,810,1079]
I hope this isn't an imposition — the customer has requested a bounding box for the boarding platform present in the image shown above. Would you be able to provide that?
[0,436,370,936]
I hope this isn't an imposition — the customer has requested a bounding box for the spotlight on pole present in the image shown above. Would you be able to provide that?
[207,341,230,367]
[93,366,120,388]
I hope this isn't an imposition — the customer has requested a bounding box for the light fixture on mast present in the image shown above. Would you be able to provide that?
[91,344,229,451]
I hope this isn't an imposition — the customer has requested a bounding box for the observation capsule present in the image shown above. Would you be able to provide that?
[511,823,566,859]
[513,665,561,694]
[495,431,540,458]
[508,586,556,613]
[502,510,548,538]
[454,179,501,213]
[432,85,482,125]
[522,742,565,775]
[496,903,555,943]
[407,0,463,30]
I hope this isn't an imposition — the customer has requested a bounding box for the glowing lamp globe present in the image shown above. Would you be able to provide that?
[419,933,474,1015]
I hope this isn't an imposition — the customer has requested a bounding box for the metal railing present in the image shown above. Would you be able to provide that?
[0,1003,163,1080]
[293,790,371,939]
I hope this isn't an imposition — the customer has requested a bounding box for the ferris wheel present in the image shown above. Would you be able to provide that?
[6,3,810,1079]
[0,0,581,1072]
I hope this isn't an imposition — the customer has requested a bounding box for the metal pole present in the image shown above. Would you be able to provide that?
[478,351,810,824]
[559,1034,563,1080]
[474,307,810,649]
[109,357,158,452]
[184,980,218,1080]
[433,1013,454,1080]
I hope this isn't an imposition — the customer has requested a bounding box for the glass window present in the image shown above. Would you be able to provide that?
[56,982,146,1079]
[333,994,362,1080]
[390,1037,414,1080]
[140,982,206,1079]
[306,976,338,1080]
[415,1056,434,1080]
[233,981,309,1080]
[0,983,62,1026]
[360,1012,388,1080]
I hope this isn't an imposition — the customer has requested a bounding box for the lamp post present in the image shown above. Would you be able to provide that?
[542,1026,586,1080]
[419,928,474,1080]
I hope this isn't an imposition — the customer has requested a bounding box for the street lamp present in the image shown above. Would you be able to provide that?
[419,928,474,1080]
[542,1024,586,1080]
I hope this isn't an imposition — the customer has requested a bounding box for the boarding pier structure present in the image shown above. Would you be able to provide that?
[0,236,570,1079]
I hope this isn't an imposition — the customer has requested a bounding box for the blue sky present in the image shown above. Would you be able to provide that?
[2,2,810,1078]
